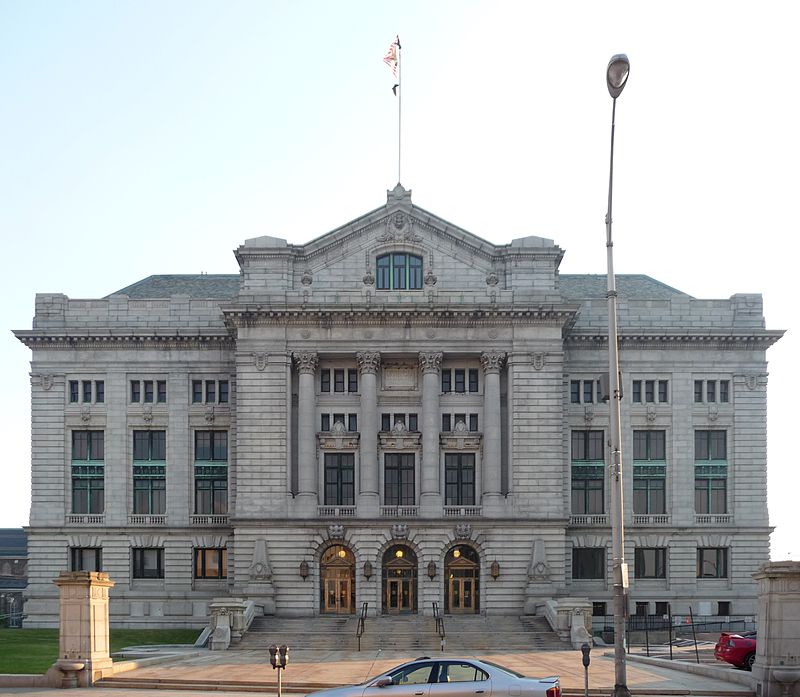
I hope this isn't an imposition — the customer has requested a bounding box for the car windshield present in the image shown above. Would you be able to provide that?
[479,660,526,678]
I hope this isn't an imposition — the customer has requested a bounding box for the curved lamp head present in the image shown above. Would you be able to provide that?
[606,54,630,99]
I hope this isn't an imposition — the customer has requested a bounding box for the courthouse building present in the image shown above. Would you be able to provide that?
[15,184,782,627]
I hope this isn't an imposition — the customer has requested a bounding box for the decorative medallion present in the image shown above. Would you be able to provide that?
[377,211,422,243]
[253,352,268,372]
[80,405,91,423]
[583,406,594,424]
[362,269,375,286]
[424,269,437,286]
[646,405,657,423]
[356,351,381,375]
[746,375,758,391]
[300,329,311,339]
[328,524,345,540]
[488,329,499,339]
[391,523,409,540]
[301,269,313,286]
[532,353,545,371]
[364,330,373,340]
[41,374,54,391]
[293,352,319,375]
[425,328,436,339]
[708,404,719,422]
[419,352,442,374]
[142,405,153,423]
[486,271,499,286]
[455,523,472,540]
[205,406,215,424]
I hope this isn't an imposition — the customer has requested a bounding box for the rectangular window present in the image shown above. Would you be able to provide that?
[72,430,104,461]
[469,414,479,432]
[454,369,466,393]
[381,413,391,431]
[719,380,729,403]
[694,380,703,403]
[142,380,153,403]
[195,430,227,461]
[697,548,728,578]
[332,413,345,429]
[324,453,355,505]
[205,380,216,404]
[95,380,104,403]
[407,413,418,432]
[592,601,607,617]
[632,380,642,403]
[348,369,358,393]
[633,431,666,461]
[157,380,167,403]
[572,548,605,579]
[69,381,80,403]
[658,380,668,403]
[571,477,604,514]
[131,380,141,403]
[384,453,415,506]
[717,601,731,616]
[133,430,166,461]
[194,431,228,515]
[194,548,228,579]
[635,548,666,578]
[635,602,649,616]
[454,413,466,429]
[442,414,451,432]
[132,548,164,579]
[655,601,669,616]
[333,369,345,393]
[441,371,451,393]
[71,430,105,514]
[393,413,406,427]
[445,453,475,506]
[321,414,331,431]
[695,478,727,514]
[633,477,666,514]
[572,430,605,461]
[348,414,358,432]
[133,431,166,515]
[192,380,203,403]
[695,431,727,461]
[82,380,92,403]
[320,369,331,393]
[645,380,655,403]
[468,369,479,393]
[707,380,716,403]
[71,547,102,572]
[219,380,229,404]
[571,381,581,404]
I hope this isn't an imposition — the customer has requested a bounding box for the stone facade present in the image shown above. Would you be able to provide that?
[15,185,782,627]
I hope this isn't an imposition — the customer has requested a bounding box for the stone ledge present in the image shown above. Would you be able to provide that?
[625,653,756,689]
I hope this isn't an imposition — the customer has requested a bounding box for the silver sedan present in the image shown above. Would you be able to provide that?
[307,657,561,697]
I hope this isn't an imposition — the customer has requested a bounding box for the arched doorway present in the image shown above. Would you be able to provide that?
[382,545,417,614]
[320,545,355,614]
[444,545,480,614]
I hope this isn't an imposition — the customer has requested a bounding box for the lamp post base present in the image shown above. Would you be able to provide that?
[612,684,632,697]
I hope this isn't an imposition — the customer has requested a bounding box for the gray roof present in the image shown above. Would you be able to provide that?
[559,274,690,301]
[109,275,240,299]
[0,529,27,558]
[108,273,689,301]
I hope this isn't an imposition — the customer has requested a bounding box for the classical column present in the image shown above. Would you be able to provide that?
[356,351,381,517]
[481,351,506,514]
[293,351,319,517]
[419,352,443,517]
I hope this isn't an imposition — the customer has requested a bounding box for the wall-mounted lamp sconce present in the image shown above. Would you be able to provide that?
[299,560,309,580]
[490,560,500,580]
[363,561,373,580]
[427,560,437,580]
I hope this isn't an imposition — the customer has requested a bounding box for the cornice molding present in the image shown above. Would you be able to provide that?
[565,331,784,350]
[15,332,233,350]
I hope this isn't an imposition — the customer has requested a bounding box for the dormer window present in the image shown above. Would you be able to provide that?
[376,253,423,290]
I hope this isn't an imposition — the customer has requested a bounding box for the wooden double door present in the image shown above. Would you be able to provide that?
[320,545,355,614]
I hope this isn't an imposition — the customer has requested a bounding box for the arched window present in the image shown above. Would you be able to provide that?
[376,253,423,290]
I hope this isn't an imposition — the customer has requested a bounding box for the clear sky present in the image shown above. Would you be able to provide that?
[1,1,796,557]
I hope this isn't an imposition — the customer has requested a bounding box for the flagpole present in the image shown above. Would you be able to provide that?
[397,38,402,184]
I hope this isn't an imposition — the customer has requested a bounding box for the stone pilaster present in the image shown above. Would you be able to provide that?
[294,352,319,517]
[481,351,505,514]
[356,351,381,517]
[419,352,443,517]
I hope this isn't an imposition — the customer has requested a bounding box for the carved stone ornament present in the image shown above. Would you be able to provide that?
[746,375,758,391]
[646,405,657,423]
[205,406,215,424]
[528,538,550,582]
[480,351,506,374]
[362,269,375,286]
[455,523,472,540]
[142,404,153,423]
[249,539,272,582]
[391,523,409,540]
[41,374,54,391]
[486,271,499,286]
[377,211,423,243]
[532,353,545,371]
[419,351,442,374]
[582,406,594,424]
[424,269,437,286]
[252,352,268,372]
[293,351,319,375]
[80,405,91,423]
[328,524,345,540]
[356,351,381,375]
[301,269,313,285]
[708,404,719,422]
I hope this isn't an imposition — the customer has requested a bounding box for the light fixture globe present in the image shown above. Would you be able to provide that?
[606,54,630,98]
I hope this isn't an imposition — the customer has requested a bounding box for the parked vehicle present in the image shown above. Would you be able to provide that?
[307,657,561,697]
[714,631,757,670]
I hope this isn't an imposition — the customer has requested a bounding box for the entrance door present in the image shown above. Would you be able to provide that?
[386,577,414,613]
[444,546,480,614]
[448,575,475,614]
[320,545,356,615]
[324,573,352,614]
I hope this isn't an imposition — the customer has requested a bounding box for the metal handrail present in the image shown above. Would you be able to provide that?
[432,602,445,651]
[356,602,368,651]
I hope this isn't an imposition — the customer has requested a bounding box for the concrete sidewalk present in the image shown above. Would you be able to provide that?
[0,646,754,697]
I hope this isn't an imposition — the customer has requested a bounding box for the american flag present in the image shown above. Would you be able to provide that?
[383,36,401,78]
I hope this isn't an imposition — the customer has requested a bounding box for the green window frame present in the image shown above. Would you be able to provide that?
[71,431,104,514]
[376,253,423,290]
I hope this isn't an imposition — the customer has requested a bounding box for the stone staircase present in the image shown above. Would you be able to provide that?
[233,613,569,653]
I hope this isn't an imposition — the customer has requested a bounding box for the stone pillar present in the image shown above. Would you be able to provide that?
[419,352,443,517]
[357,351,381,517]
[52,571,115,687]
[480,351,505,515]
[294,352,319,517]
[752,561,800,697]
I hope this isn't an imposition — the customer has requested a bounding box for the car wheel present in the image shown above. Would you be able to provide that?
[744,653,756,671]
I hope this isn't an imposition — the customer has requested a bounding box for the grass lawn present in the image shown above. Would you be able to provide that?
[0,628,200,675]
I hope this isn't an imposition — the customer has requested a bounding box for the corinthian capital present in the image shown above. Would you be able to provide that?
[293,351,319,375]
[356,351,381,375]
[480,351,506,374]
[418,351,443,374]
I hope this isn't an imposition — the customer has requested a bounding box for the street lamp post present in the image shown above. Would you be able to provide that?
[605,53,631,697]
